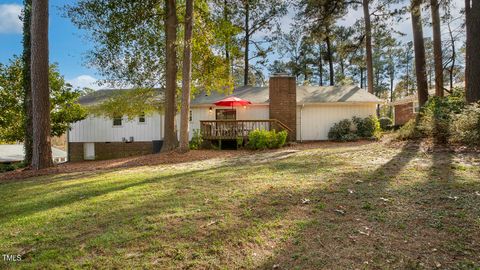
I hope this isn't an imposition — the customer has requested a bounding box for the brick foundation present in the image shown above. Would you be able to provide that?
[69,142,155,161]
[394,103,415,126]
[269,75,296,141]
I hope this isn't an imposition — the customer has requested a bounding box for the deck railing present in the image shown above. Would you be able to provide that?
[200,119,292,140]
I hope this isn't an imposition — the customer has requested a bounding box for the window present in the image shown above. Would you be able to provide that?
[189,110,192,122]
[216,109,236,120]
[413,102,420,113]
[139,113,146,123]
[113,115,122,126]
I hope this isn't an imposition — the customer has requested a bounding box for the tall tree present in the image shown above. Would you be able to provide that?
[297,0,349,87]
[179,0,194,152]
[410,0,429,106]
[465,0,480,103]
[430,0,444,96]
[237,0,287,86]
[22,0,33,165]
[67,1,233,152]
[325,31,335,86]
[162,0,178,152]
[362,0,374,93]
[31,0,53,169]
[0,58,87,142]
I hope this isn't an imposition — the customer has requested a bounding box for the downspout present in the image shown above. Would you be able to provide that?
[300,104,304,142]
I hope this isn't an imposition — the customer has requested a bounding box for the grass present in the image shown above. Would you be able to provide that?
[0,142,479,269]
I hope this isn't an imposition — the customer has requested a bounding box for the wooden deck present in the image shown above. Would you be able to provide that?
[200,119,292,140]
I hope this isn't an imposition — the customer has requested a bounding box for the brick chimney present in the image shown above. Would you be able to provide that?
[269,74,296,141]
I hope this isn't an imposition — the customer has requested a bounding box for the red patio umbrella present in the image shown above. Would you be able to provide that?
[214,96,251,107]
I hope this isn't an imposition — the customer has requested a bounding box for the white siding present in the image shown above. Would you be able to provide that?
[69,113,163,142]
[70,103,376,142]
[298,103,377,141]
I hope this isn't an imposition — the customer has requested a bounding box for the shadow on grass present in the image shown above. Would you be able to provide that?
[0,154,338,269]
[2,142,479,269]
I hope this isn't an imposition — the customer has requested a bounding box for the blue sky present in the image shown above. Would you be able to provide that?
[0,0,99,89]
[0,0,464,89]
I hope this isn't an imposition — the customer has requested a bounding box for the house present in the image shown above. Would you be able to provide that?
[68,75,382,161]
[0,144,67,164]
[391,89,443,126]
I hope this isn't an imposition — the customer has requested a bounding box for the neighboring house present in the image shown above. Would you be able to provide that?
[391,89,442,126]
[68,75,382,161]
[391,96,420,126]
[0,144,67,164]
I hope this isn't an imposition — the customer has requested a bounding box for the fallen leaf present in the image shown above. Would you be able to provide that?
[301,198,310,204]
[334,209,346,215]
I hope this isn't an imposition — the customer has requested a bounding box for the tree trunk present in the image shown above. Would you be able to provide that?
[162,0,178,152]
[325,33,334,86]
[411,0,429,106]
[179,0,194,153]
[360,67,364,88]
[318,44,323,86]
[390,70,394,103]
[31,0,53,169]
[465,0,480,103]
[447,21,456,91]
[23,0,33,166]
[224,0,230,75]
[431,0,444,97]
[340,60,344,77]
[363,0,374,94]
[243,0,249,86]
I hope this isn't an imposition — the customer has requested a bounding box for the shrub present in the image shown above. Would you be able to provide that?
[394,88,467,142]
[417,96,462,142]
[0,162,26,173]
[396,119,423,140]
[328,119,354,141]
[353,116,381,139]
[189,129,203,150]
[236,137,244,149]
[328,116,381,141]
[247,129,288,150]
[450,103,480,146]
[379,117,393,131]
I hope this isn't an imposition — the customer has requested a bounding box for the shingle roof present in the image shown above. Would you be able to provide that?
[78,85,382,106]
[78,88,164,106]
[192,85,382,105]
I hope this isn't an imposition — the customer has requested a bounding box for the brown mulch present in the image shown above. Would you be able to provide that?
[0,141,373,182]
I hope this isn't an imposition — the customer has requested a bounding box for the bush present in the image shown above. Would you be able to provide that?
[450,103,480,146]
[189,129,203,150]
[416,96,463,142]
[353,116,381,139]
[396,119,423,140]
[328,116,380,141]
[379,117,393,131]
[393,88,478,143]
[247,129,288,150]
[328,119,354,141]
[0,162,26,173]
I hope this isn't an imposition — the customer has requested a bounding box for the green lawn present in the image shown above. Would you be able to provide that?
[1,142,479,269]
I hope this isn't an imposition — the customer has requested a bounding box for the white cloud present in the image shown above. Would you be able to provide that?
[67,75,101,90]
[0,4,22,34]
